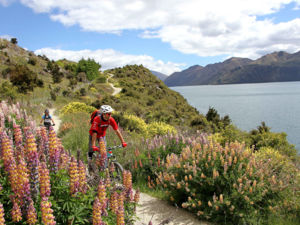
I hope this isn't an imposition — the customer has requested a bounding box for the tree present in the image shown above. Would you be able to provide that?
[9,65,39,93]
[10,38,17,44]
[76,58,101,81]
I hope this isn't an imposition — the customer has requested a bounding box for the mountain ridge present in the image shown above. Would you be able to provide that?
[164,51,300,86]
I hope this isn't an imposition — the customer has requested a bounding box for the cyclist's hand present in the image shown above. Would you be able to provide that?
[122,142,127,148]
[92,146,99,152]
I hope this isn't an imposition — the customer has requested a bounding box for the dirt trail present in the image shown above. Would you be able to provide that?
[49,108,60,133]
[134,193,210,225]
[107,73,122,96]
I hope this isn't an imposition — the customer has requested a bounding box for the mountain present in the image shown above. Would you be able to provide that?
[150,70,168,81]
[164,51,300,86]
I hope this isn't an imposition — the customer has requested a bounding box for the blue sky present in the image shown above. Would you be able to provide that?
[1,0,300,75]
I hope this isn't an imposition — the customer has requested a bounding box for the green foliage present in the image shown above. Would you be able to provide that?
[50,170,94,224]
[80,87,86,96]
[28,57,37,65]
[95,74,107,83]
[249,122,297,159]
[0,81,18,101]
[77,58,101,81]
[59,112,90,156]
[10,37,17,44]
[9,64,41,93]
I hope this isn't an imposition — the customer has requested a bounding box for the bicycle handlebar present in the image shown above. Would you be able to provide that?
[106,145,123,151]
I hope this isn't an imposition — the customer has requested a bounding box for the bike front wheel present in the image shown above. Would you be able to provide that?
[110,161,123,184]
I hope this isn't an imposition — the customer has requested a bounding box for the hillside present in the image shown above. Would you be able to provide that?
[164,51,300,86]
[0,38,200,128]
[104,65,200,126]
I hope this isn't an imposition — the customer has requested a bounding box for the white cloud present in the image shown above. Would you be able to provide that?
[20,0,300,59]
[0,34,14,40]
[34,48,183,75]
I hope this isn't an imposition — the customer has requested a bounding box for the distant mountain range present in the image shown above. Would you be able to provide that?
[150,70,168,81]
[164,51,300,86]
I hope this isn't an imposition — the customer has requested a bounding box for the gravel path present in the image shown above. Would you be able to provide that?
[49,108,60,133]
[134,193,211,225]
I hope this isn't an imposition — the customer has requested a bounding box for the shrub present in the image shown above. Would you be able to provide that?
[157,141,293,224]
[147,121,177,136]
[28,57,37,65]
[0,81,18,101]
[9,65,39,93]
[60,102,96,116]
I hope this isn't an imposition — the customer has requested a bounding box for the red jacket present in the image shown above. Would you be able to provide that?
[89,115,118,138]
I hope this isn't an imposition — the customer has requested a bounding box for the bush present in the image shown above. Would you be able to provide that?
[147,121,177,136]
[9,65,39,93]
[157,141,294,224]
[0,81,18,101]
[28,57,37,65]
[60,102,96,116]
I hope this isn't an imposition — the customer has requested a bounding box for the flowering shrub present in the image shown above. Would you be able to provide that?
[156,140,299,224]
[60,101,96,116]
[114,112,177,137]
[0,101,139,224]
[147,121,177,136]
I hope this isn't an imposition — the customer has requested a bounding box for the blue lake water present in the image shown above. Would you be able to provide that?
[171,81,300,152]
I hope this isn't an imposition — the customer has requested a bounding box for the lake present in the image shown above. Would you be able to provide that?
[171,81,300,152]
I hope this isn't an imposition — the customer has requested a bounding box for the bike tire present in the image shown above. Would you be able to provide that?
[110,161,124,183]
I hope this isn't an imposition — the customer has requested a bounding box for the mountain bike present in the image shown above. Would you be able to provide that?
[87,145,124,186]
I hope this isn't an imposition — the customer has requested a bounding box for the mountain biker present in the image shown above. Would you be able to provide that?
[88,105,127,160]
[40,109,55,130]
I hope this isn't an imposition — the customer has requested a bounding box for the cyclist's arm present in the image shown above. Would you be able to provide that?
[51,118,55,125]
[114,129,125,144]
[91,132,98,147]
[40,116,44,124]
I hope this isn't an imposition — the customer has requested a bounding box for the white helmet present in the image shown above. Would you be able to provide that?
[100,105,114,113]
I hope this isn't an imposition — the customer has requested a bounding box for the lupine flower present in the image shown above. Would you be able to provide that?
[16,155,31,205]
[27,200,38,225]
[117,205,125,225]
[1,136,15,172]
[97,138,107,170]
[110,192,118,214]
[41,198,56,225]
[104,170,111,188]
[58,150,70,170]
[78,160,87,194]
[69,156,79,196]
[48,129,60,172]
[13,124,23,146]
[122,170,132,190]
[39,162,51,198]
[0,203,5,224]
[97,180,107,207]
[134,189,140,203]
[118,193,124,211]
[11,200,22,222]
[92,197,102,225]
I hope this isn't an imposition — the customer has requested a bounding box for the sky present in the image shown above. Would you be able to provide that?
[1,0,300,75]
